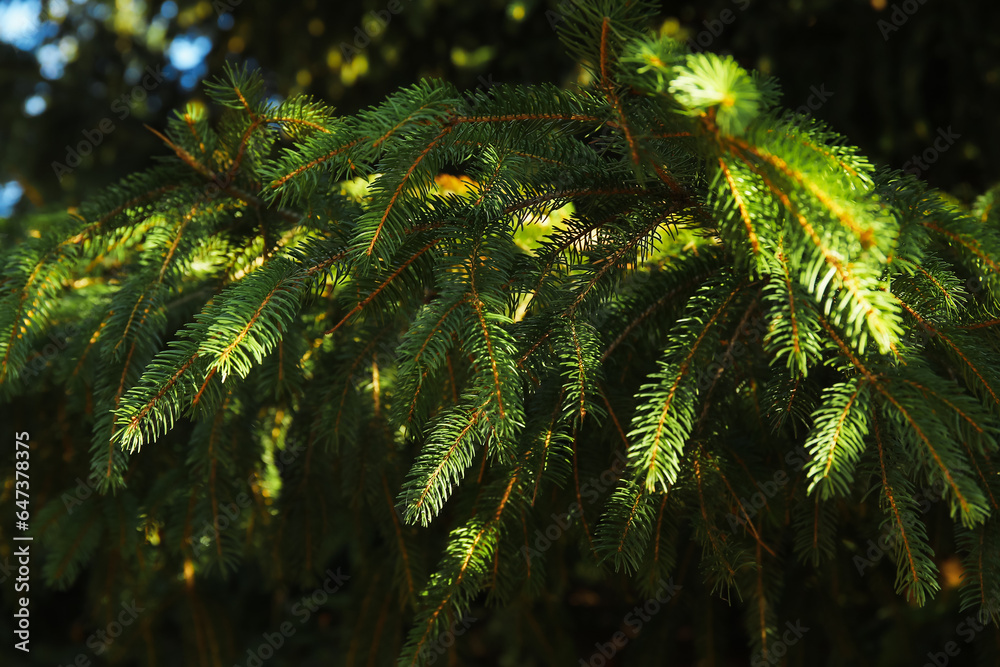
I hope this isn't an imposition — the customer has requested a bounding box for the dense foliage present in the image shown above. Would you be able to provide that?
[2,1,999,664]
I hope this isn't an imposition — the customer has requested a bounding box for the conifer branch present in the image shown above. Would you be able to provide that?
[7,5,1000,661]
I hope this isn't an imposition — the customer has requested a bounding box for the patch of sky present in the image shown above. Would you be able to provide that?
[0,0,57,52]
[24,95,47,116]
[86,2,111,20]
[0,182,25,219]
[158,0,178,19]
[167,33,212,89]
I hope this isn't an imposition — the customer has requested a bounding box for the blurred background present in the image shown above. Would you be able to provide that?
[0,0,999,230]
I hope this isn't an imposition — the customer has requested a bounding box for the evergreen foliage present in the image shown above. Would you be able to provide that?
[3,1,1000,664]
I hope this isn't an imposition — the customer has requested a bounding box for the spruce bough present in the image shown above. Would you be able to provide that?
[2,1,999,664]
